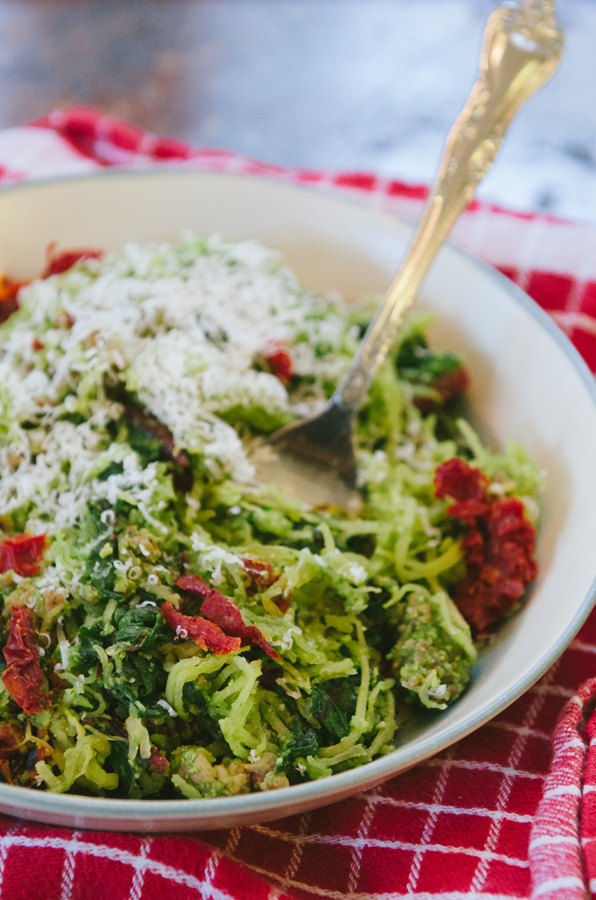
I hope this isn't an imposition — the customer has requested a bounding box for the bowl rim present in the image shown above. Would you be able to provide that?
[0,166,595,824]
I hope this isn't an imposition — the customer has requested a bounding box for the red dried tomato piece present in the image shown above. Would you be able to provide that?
[270,595,291,615]
[0,274,25,325]
[0,533,47,578]
[241,557,276,595]
[2,607,49,715]
[263,343,294,385]
[454,497,537,634]
[0,297,18,326]
[43,247,103,278]
[177,574,280,660]
[161,602,241,655]
[432,365,471,403]
[434,459,537,635]
[434,457,490,520]
[240,558,288,612]
[148,748,170,774]
[0,724,22,760]
[413,365,471,414]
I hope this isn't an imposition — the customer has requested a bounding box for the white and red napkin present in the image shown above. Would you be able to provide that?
[0,107,594,900]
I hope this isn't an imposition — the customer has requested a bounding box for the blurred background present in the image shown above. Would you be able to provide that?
[0,0,594,223]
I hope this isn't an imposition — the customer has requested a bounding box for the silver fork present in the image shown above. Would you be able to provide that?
[253,1,563,508]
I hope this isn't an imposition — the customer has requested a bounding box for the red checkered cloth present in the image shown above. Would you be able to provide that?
[0,107,594,900]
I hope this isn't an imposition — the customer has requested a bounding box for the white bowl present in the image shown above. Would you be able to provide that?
[0,170,595,832]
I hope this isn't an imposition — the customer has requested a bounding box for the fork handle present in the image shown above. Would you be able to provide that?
[335,0,562,411]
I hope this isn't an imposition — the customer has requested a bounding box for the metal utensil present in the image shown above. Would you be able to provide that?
[253,0,563,508]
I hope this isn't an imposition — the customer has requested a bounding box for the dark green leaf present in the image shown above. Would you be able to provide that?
[181,681,205,716]
[397,336,461,386]
[276,717,318,774]
[126,420,168,467]
[77,500,111,546]
[86,539,118,597]
[112,605,173,651]
[108,740,140,797]
[309,677,358,742]
[77,622,104,667]
[105,653,169,718]
[97,461,124,481]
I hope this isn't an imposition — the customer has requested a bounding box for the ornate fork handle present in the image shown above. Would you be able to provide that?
[337,0,563,410]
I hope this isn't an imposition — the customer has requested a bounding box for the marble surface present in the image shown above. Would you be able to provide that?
[0,0,594,224]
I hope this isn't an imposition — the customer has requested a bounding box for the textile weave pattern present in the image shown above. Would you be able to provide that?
[0,107,593,899]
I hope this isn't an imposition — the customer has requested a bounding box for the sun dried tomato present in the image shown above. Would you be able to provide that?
[148,748,170,774]
[0,297,18,326]
[2,607,49,715]
[0,724,22,761]
[176,574,280,659]
[0,274,25,325]
[0,533,47,578]
[42,247,103,278]
[434,458,537,635]
[413,365,471,414]
[161,602,241,655]
[240,558,288,612]
[434,457,491,520]
[263,343,294,385]
[241,557,276,595]
[0,725,20,784]
[432,365,471,403]
[270,595,291,615]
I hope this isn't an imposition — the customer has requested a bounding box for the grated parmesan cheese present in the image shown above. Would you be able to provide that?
[0,234,354,534]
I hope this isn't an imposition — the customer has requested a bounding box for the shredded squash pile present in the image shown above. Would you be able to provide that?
[0,236,543,799]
